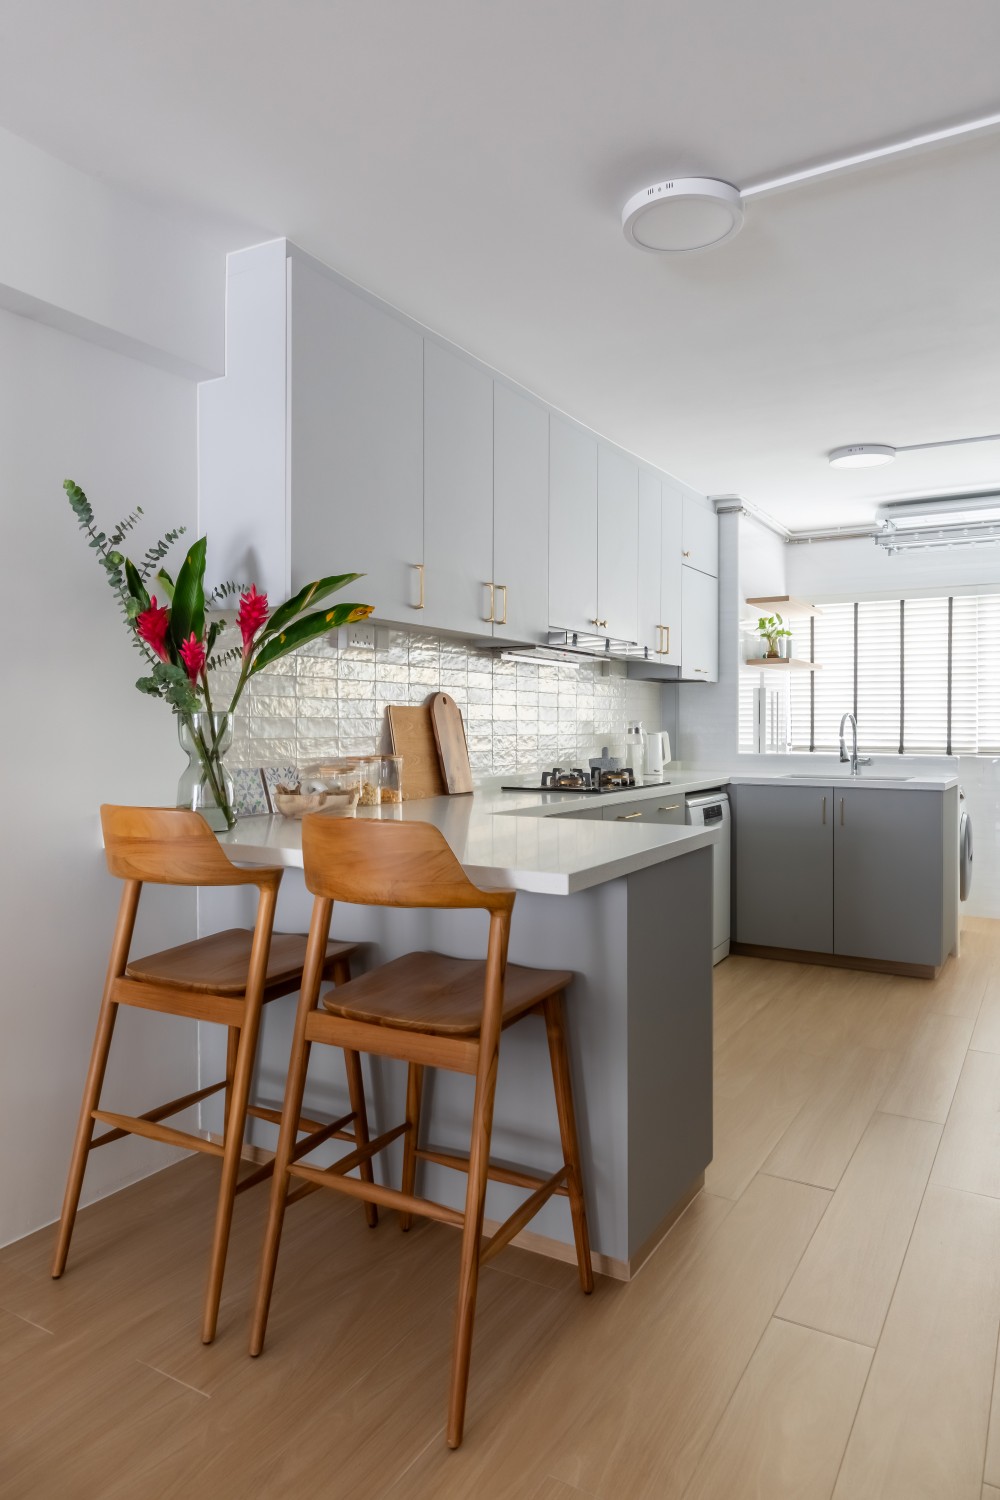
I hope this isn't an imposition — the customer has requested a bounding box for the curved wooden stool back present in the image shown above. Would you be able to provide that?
[52,806,367,1346]
[250,817,593,1449]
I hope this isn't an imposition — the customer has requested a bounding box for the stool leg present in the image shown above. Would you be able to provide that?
[400,1063,424,1231]
[447,1033,500,1449]
[344,1049,378,1230]
[223,1026,239,1137]
[201,1010,262,1343]
[52,878,140,1280]
[543,992,593,1295]
[51,992,121,1278]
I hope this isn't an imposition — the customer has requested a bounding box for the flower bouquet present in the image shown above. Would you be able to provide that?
[62,480,372,829]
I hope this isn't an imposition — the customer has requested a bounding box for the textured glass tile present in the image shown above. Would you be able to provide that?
[337,679,377,706]
[295,678,339,701]
[408,639,440,668]
[493,688,517,708]
[338,657,376,681]
[248,695,297,720]
[249,737,296,764]
[408,666,440,686]
[299,657,339,680]
[375,662,408,683]
[296,697,340,721]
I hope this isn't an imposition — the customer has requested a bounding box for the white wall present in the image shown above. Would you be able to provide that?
[0,307,201,1246]
[0,126,226,379]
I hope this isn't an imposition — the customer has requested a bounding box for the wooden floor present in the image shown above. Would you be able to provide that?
[5,918,1000,1498]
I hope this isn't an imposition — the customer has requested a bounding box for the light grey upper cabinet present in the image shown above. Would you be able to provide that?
[681,566,719,682]
[549,416,598,634]
[288,258,424,619]
[682,494,719,577]
[732,783,834,953]
[660,484,683,666]
[492,383,549,644]
[637,470,662,657]
[597,445,639,642]
[423,340,494,636]
[834,787,951,967]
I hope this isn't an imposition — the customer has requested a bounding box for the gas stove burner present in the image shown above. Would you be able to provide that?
[501,768,669,796]
[541,767,590,789]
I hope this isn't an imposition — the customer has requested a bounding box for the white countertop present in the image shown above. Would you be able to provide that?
[219,771,730,896]
[726,770,959,791]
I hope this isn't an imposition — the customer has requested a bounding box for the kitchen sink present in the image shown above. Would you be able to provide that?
[779,773,914,782]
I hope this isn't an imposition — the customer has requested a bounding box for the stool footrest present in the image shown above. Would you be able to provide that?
[288,1160,464,1227]
[233,1111,360,1196]
[90,1081,227,1149]
[91,1109,224,1158]
[479,1167,569,1267]
[416,1145,571,1197]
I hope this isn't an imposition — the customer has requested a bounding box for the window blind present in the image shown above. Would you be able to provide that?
[751,591,1000,756]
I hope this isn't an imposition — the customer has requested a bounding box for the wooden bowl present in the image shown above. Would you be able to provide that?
[273,790,329,818]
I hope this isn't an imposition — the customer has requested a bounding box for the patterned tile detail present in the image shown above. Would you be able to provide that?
[225,630,665,777]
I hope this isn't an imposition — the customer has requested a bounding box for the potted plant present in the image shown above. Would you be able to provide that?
[756,612,792,659]
[61,480,373,829]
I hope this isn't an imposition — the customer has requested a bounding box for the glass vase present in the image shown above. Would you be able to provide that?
[176,711,236,831]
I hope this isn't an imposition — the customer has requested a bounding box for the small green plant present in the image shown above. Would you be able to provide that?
[757,612,792,657]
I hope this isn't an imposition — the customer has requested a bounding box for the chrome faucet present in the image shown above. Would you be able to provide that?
[839,712,872,776]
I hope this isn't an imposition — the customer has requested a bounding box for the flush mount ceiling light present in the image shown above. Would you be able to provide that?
[829,431,1000,470]
[623,109,1000,253]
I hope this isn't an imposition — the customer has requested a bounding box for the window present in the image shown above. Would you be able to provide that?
[747,593,1000,756]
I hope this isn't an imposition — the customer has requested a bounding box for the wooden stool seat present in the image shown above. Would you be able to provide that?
[322,951,573,1036]
[128,928,358,997]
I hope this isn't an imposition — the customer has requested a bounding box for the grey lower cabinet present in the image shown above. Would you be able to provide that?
[833,787,950,967]
[731,784,833,952]
[733,782,958,969]
[603,793,685,825]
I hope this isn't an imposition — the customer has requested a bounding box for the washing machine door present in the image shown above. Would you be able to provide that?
[960,805,973,902]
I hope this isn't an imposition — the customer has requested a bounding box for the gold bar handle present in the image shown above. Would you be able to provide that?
[617,811,643,820]
[413,563,425,610]
[658,804,681,812]
[660,624,670,655]
[655,624,662,654]
[497,584,508,626]
[486,582,495,623]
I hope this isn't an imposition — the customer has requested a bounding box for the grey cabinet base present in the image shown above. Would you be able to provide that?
[730,941,942,981]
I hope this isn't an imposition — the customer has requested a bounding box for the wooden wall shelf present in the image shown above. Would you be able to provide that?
[745,657,821,671]
[745,596,821,618]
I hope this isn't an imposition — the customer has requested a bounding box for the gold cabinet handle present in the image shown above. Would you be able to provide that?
[617,811,643,820]
[655,624,662,654]
[591,618,608,630]
[496,584,508,626]
[840,797,845,826]
[658,804,680,812]
[658,624,670,655]
[682,549,691,558]
[822,795,827,825]
[486,582,495,623]
[413,563,425,609]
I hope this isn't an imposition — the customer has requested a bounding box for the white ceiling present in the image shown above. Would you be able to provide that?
[2,0,1000,530]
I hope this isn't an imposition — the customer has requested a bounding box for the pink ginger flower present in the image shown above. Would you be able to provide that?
[178,633,206,684]
[136,597,171,661]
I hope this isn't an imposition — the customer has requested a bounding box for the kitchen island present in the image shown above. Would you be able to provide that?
[206,778,725,1277]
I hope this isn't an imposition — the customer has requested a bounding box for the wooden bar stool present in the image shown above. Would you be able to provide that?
[52,806,374,1344]
[250,817,593,1449]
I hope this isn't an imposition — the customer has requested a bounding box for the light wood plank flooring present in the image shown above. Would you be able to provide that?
[3,917,1000,1498]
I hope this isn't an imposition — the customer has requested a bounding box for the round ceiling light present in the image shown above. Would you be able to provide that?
[621,178,744,254]
[828,444,897,469]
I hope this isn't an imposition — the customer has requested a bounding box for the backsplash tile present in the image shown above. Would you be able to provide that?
[220,629,667,778]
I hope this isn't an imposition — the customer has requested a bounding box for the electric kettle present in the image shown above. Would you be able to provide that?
[644,730,670,777]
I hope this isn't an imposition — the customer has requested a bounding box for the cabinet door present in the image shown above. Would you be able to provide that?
[603,794,685,825]
[681,566,719,681]
[732,784,834,952]
[682,494,719,577]
[288,259,424,619]
[834,789,947,967]
[636,470,662,657]
[660,483,683,665]
[597,445,639,641]
[549,416,597,633]
[493,384,549,643]
[423,340,494,635]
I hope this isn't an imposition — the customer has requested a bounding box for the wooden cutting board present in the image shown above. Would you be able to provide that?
[386,704,446,800]
[430,692,474,795]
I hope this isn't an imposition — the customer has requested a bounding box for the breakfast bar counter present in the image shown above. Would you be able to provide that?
[207,788,718,1277]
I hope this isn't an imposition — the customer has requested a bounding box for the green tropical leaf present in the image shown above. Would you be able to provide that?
[249,601,372,675]
[262,573,363,638]
[169,537,207,651]
[154,568,175,602]
[124,559,150,613]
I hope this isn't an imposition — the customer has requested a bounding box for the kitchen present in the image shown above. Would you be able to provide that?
[2,4,1000,1497]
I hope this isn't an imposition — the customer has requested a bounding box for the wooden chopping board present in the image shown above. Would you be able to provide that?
[430,692,474,795]
[386,703,446,800]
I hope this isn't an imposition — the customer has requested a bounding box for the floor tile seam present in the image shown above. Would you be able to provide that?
[829,1074,978,1494]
